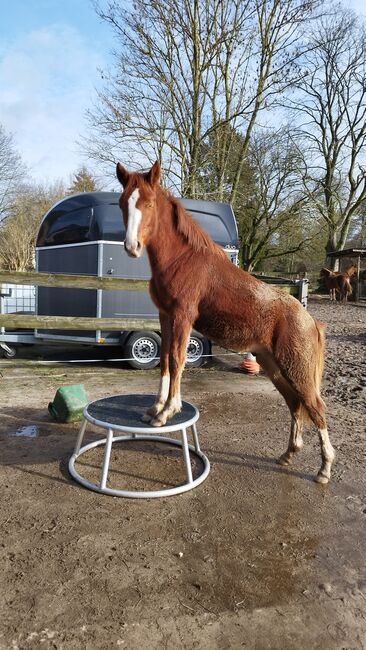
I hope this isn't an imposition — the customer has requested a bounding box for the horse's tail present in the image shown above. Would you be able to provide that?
[297,319,326,425]
[314,320,326,392]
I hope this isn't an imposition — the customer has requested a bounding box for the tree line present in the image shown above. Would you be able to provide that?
[0,127,100,271]
[84,0,366,271]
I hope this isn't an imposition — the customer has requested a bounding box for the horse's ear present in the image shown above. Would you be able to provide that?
[116,163,129,188]
[145,161,160,186]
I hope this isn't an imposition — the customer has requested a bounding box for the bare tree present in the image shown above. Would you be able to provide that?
[237,128,314,270]
[0,123,25,220]
[0,181,66,271]
[84,0,322,198]
[288,8,366,268]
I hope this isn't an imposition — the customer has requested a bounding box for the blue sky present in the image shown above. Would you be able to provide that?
[0,0,114,185]
[1,0,366,188]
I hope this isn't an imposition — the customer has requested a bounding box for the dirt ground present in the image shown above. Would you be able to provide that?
[0,296,365,650]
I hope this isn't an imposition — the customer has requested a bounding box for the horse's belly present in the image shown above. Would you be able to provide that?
[194,310,257,351]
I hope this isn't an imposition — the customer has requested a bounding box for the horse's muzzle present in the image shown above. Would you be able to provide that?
[124,240,142,258]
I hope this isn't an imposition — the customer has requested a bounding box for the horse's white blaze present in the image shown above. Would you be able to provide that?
[126,188,142,254]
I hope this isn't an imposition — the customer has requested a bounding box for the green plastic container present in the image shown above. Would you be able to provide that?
[48,384,89,423]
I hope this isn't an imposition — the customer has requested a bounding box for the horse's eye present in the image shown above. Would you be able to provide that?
[146,202,153,208]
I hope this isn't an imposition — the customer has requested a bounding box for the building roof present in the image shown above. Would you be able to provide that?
[327,248,366,258]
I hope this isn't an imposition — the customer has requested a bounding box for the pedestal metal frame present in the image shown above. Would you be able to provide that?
[68,395,210,498]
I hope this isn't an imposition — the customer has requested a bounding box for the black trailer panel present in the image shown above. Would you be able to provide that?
[37,243,99,338]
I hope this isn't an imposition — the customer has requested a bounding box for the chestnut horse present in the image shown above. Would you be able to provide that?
[320,266,357,303]
[117,161,335,484]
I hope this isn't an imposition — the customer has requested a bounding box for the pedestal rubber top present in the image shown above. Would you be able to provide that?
[85,394,198,430]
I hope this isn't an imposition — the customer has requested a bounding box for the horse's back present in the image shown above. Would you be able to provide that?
[193,251,315,350]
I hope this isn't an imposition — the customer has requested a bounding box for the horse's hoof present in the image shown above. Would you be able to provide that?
[277,455,291,466]
[314,473,329,485]
[150,417,165,427]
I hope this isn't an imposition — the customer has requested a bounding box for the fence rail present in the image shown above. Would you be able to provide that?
[0,314,160,330]
[0,270,154,331]
[0,269,303,332]
[0,270,149,292]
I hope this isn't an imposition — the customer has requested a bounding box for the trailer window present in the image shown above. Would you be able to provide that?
[38,207,92,246]
[189,212,232,247]
[92,204,125,241]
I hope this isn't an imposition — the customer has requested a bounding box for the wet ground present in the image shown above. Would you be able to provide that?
[0,296,365,649]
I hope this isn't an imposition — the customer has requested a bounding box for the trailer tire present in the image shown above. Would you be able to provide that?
[0,345,17,358]
[185,335,210,367]
[124,331,161,369]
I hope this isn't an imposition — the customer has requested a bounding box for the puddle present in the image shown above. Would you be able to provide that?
[14,425,39,438]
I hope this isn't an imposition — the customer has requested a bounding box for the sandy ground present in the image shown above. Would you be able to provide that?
[0,296,365,650]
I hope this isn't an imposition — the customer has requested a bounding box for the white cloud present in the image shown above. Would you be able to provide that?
[0,24,106,183]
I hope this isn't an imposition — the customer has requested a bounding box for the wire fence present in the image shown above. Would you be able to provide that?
[0,349,246,366]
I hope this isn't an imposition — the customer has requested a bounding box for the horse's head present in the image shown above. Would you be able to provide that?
[346,265,358,277]
[116,161,161,258]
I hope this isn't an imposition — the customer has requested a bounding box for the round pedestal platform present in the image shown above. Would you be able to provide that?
[68,394,210,498]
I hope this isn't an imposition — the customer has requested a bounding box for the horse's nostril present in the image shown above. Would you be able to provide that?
[136,241,142,251]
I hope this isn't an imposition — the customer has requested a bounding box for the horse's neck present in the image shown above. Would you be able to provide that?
[146,198,183,274]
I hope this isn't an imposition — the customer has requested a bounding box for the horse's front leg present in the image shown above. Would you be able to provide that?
[142,312,171,423]
[150,316,191,427]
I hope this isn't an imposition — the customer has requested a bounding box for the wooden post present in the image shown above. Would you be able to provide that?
[355,255,361,302]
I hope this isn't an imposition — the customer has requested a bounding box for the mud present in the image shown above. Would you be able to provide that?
[0,296,365,649]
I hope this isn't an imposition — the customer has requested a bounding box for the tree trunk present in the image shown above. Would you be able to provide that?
[325,234,340,271]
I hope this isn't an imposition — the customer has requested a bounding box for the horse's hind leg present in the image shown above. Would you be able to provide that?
[316,427,335,484]
[277,411,304,466]
[256,350,304,466]
[278,387,335,483]
[258,347,335,482]
[302,396,335,484]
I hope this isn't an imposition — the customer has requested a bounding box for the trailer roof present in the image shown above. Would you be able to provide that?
[36,192,239,248]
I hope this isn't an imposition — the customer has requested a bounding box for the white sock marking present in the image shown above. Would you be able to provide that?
[158,374,170,403]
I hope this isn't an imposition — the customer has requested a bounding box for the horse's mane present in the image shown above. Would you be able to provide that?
[167,192,226,258]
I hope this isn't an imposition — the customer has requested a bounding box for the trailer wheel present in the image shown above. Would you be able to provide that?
[124,331,161,369]
[1,345,17,359]
[185,335,210,367]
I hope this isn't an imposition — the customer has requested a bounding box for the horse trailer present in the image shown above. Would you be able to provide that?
[33,192,239,367]
[0,192,308,366]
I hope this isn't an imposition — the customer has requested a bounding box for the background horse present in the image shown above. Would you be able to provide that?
[320,266,357,302]
[116,161,335,484]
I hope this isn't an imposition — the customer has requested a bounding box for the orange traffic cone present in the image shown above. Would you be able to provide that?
[239,352,261,375]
